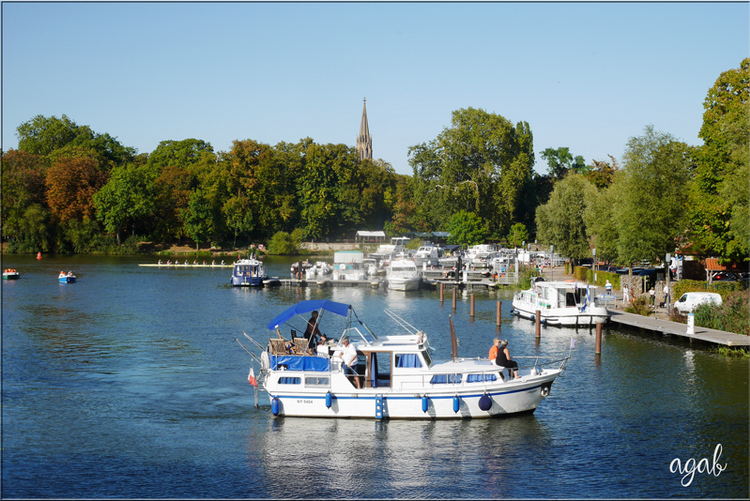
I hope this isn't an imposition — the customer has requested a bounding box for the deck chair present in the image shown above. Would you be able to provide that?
[268,339,287,356]
[293,338,309,355]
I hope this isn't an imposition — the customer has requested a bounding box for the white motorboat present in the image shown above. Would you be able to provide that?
[413,244,440,268]
[305,261,332,279]
[511,279,610,326]
[332,251,367,281]
[231,256,268,287]
[244,300,570,419]
[387,258,421,291]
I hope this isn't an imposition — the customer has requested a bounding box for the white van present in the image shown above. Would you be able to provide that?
[673,292,723,314]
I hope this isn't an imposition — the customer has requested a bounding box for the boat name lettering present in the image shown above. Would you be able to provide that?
[297,399,314,404]
[669,443,727,487]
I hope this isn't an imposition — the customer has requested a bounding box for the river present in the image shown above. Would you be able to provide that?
[2,254,748,498]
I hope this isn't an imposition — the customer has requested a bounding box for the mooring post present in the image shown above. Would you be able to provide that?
[535,310,541,338]
[440,282,445,303]
[452,287,457,310]
[595,322,603,354]
[470,294,475,317]
[496,301,502,328]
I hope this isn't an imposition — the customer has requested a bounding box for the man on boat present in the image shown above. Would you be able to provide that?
[338,337,361,389]
[304,311,322,351]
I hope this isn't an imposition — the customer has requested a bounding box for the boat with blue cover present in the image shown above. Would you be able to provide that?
[58,271,76,283]
[242,299,570,419]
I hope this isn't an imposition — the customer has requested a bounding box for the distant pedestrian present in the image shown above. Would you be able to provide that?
[605,280,613,296]
[649,287,655,306]
[663,283,670,307]
[623,285,631,306]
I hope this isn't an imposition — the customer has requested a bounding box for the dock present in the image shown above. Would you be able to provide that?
[608,310,749,347]
[272,278,381,288]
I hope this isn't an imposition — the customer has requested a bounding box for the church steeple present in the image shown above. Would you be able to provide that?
[356,97,373,161]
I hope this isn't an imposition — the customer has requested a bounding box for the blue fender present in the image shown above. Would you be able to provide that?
[421,395,428,413]
[271,397,280,416]
[453,395,460,413]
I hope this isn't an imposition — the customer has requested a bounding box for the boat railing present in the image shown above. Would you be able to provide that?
[393,356,570,392]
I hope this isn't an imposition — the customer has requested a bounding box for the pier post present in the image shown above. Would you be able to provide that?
[535,310,541,338]
[440,282,445,303]
[496,301,502,328]
[470,294,475,317]
[452,287,457,311]
[595,322,603,354]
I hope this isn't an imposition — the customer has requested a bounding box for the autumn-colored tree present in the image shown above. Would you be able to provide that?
[46,155,107,223]
[586,155,619,189]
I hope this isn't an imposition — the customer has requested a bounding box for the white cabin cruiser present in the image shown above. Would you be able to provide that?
[511,279,610,326]
[413,244,440,268]
[244,300,569,419]
[387,258,421,291]
[305,261,332,279]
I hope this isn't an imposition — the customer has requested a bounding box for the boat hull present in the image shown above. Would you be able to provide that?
[59,277,76,283]
[267,372,559,419]
[231,276,266,287]
[388,278,421,291]
[3,273,20,280]
[512,302,609,326]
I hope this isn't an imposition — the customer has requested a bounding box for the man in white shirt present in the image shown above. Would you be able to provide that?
[338,337,360,389]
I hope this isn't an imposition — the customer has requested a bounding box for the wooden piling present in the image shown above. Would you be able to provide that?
[470,294,475,317]
[452,287,457,310]
[440,282,445,303]
[595,322,602,354]
[535,310,541,338]
[496,301,502,328]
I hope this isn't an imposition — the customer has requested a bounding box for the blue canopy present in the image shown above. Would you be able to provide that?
[266,300,351,330]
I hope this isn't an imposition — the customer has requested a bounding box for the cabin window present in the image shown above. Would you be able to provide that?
[466,374,498,383]
[430,374,462,384]
[395,353,422,368]
[421,350,433,367]
[305,377,330,386]
[278,377,301,385]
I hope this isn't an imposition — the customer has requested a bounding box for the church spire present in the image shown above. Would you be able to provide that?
[356,97,373,161]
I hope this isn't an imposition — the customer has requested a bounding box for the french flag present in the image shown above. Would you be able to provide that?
[248,367,258,387]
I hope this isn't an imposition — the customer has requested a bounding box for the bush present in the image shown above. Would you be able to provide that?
[693,290,749,336]
[268,230,307,256]
[624,295,653,316]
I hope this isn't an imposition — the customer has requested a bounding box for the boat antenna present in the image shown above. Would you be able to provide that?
[383,308,418,335]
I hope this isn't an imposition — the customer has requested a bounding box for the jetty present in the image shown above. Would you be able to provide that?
[273,278,380,288]
[608,310,749,347]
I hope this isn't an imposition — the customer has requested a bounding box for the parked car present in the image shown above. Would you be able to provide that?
[712,272,737,282]
[673,292,723,314]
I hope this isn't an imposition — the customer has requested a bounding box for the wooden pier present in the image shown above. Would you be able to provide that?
[272,278,380,288]
[608,310,749,347]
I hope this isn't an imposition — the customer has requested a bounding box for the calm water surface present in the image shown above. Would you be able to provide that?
[2,255,748,498]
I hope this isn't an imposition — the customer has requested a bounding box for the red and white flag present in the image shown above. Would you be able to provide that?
[248,367,258,387]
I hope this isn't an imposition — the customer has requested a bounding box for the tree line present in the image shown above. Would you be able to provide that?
[2,59,747,267]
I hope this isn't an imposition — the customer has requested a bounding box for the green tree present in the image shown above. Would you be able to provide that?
[585,155,619,189]
[536,173,598,266]
[93,163,156,243]
[540,147,587,181]
[268,230,302,255]
[689,58,749,261]
[614,125,692,265]
[583,184,619,264]
[222,194,254,249]
[183,189,217,249]
[507,222,529,248]
[408,108,534,236]
[445,211,487,247]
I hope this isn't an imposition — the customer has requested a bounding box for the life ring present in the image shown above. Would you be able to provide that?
[261,351,270,372]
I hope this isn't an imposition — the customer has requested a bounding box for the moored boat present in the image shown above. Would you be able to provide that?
[244,300,569,419]
[231,256,268,287]
[387,258,421,291]
[511,279,609,326]
[332,251,368,281]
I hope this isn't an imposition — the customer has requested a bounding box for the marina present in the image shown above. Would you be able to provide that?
[2,254,747,498]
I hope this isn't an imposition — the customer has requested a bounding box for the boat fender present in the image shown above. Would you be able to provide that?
[478,393,492,411]
[271,397,280,415]
[326,392,333,409]
[261,351,270,372]
[453,395,460,413]
[540,383,552,397]
[421,395,428,413]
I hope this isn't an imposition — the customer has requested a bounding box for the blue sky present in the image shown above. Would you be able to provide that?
[2,1,747,175]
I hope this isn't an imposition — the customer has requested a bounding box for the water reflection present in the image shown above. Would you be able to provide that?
[258,415,550,498]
